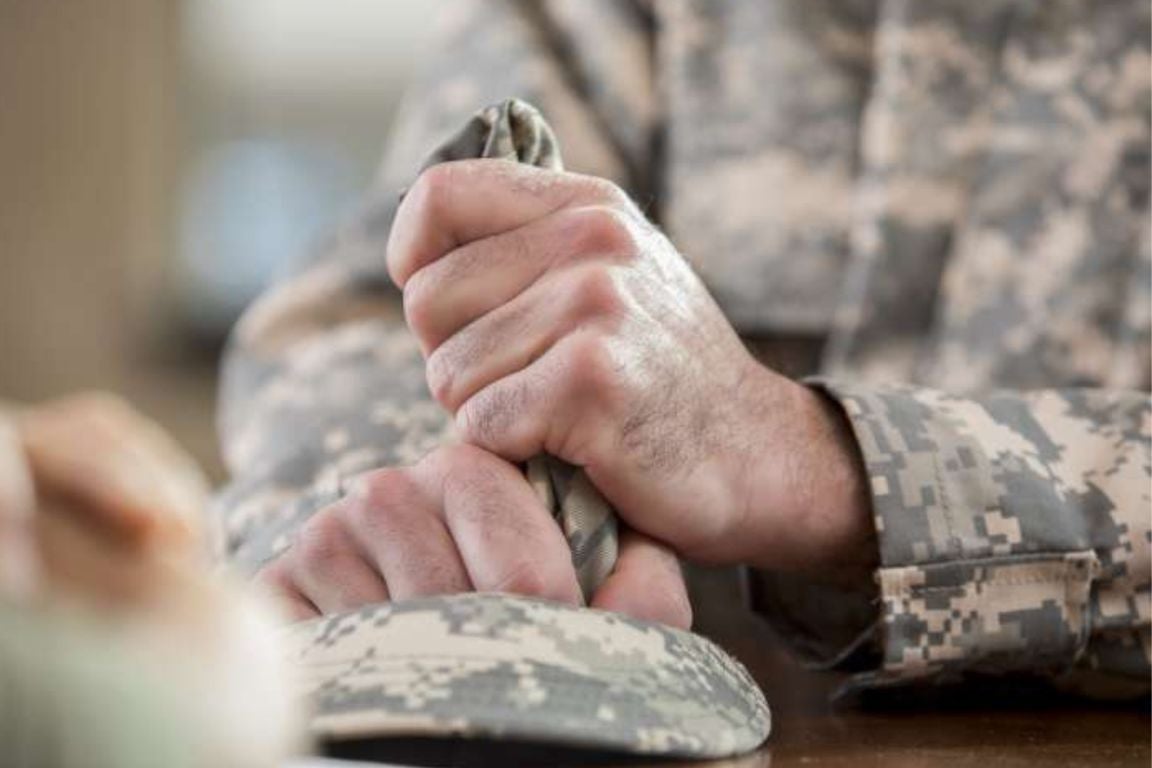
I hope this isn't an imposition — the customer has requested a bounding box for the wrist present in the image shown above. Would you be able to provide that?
[736,370,876,583]
[795,384,878,585]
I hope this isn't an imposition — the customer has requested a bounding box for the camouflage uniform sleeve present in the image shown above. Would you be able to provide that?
[213,0,657,572]
[809,381,1151,697]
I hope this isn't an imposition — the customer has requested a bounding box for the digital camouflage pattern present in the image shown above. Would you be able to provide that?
[288,592,769,756]
[216,0,1151,701]
[814,382,1149,694]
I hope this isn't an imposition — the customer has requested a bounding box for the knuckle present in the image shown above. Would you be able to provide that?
[402,269,436,337]
[570,266,625,320]
[346,467,418,525]
[255,557,292,589]
[295,511,347,568]
[422,442,480,479]
[442,446,510,502]
[407,163,455,218]
[582,176,629,207]
[423,443,507,504]
[565,332,618,397]
[571,205,635,255]
[424,345,458,407]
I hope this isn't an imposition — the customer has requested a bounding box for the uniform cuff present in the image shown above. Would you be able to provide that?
[803,379,1099,688]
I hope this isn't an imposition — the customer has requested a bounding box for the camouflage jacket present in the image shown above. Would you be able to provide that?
[216,0,1151,696]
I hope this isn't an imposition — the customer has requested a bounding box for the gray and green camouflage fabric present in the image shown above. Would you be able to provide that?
[216,0,1150,698]
[416,100,619,601]
[287,592,769,756]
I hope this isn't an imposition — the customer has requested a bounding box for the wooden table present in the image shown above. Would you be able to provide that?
[329,577,1150,768]
[698,598,1150,768]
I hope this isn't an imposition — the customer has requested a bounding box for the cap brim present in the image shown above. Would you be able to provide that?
[285,593,770,758]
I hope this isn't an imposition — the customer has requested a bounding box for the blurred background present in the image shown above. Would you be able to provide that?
[0,0,445,481]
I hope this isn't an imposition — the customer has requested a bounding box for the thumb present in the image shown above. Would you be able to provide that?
[589,528,692,629]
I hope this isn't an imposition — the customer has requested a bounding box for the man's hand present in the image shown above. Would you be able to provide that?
[258,444,691,628]
[5,392,211,608]
[388,160,875,577]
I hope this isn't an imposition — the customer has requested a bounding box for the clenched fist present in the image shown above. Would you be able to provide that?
[388,160,874,577]
[258,444,691,628]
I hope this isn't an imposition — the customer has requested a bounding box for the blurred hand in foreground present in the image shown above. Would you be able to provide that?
[0,392,300,767]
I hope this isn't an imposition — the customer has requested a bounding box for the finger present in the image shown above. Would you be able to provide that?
[278,590,322,623]
[455,329,616,467]
[403,205,635,353]
[90,405,209,544]
[66,393,210,527]
[255,564,321,623]
[419,445,583,606]
[388,160,624,287]
[426,263,623,412]
[590,529,692,630]
[19,393,205,552]
[287,508,391,614]
[342,468,472,600]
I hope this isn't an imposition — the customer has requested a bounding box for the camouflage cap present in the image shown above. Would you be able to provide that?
[286,593,770,758]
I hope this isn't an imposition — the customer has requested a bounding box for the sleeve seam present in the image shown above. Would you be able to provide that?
[882,549,1099,569]
[902,576,1072,592]
[930,448,964,559]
